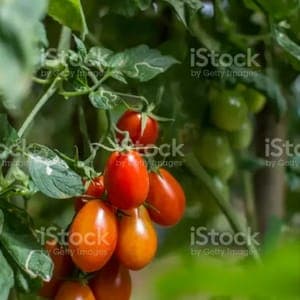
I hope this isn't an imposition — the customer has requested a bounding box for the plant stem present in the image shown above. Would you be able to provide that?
[60,73,111,97]
[58,26,72,52]
[18,78,61,138]
[184,153,261,262]
[243,171,257,230]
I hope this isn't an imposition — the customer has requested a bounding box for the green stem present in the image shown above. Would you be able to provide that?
[60,73,111,97]
[184,153,261,263]
[18,78,61,138]
[243,171,257,230]
[58,26,72,52]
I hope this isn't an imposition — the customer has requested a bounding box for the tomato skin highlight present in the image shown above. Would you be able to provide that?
[90,259,131,300]
[68,200,118,273]
[115,206,157,270]
[147,168,186,226]
[117,110,159,146]
[104,150,149,210]
[39,240,73,298]
[55,281,95,300]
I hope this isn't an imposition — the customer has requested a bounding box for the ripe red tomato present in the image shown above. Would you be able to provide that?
[55,281,95,300]
[86,175,105,198]
[147,168,186,226]
[115,206,157,270]
[39,239,73,298]
[117,110,159,146]
[68,200,118,273]
[90,258,131,300]
[104,150,149,210]
[75,176,105,212]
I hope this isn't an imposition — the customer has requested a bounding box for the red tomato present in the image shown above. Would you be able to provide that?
[147,168,186,226]
[55,281,95,300]
[68,200,118,273]
[117,110,159,146]
[39,240,73,298]
[90,258,131,300]
[86,175,105,198]
[115,206,157,270]
[104,150,149,209]
[74,176,105,212]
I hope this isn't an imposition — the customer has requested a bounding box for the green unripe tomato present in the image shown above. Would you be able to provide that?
[244,88,266,113]
[228,119,253,150]
[195,128,233,171]
[210,91,248,132]
[213,155,235,181]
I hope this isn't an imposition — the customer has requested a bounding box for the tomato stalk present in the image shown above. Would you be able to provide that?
[18,76,62,138]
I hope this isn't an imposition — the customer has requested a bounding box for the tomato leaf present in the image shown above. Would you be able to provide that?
[102,0,151,17]
[0,0,48,109]
[86,47,114,69]
[0,114,18,146]
[89,87,121,110]
[273,26,300,62]
[108,45,179,82]
[48,0,88,37]
[162,0,203,27]
[0,249,14,300]
[27,144,84,199]
[73,35,87,58]
[0,202,53,283]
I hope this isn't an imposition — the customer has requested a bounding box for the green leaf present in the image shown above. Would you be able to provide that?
[162,0,202,27]
[86,47,114,69]
[0,114,18,146]
[254,0,299,20]
[27,144,84,199]
[48,0,88,37]
[273,26,300,62]
[0,114,18,162]
[0,0,48,109]
[223,67,287,118]
[0,249,14,300]
[109,45,179,82]
[14,266,42,293]
[0,202,53,283]
[73,35,87,58]
[89,87,121,110]
[104,0,151,17]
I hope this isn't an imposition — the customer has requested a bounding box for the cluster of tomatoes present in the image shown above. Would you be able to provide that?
[40,110,186,300]
[195,85,266,186]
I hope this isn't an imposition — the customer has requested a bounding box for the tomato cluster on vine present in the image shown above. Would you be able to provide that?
[195,85,266,187]
[39,110,186,300]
